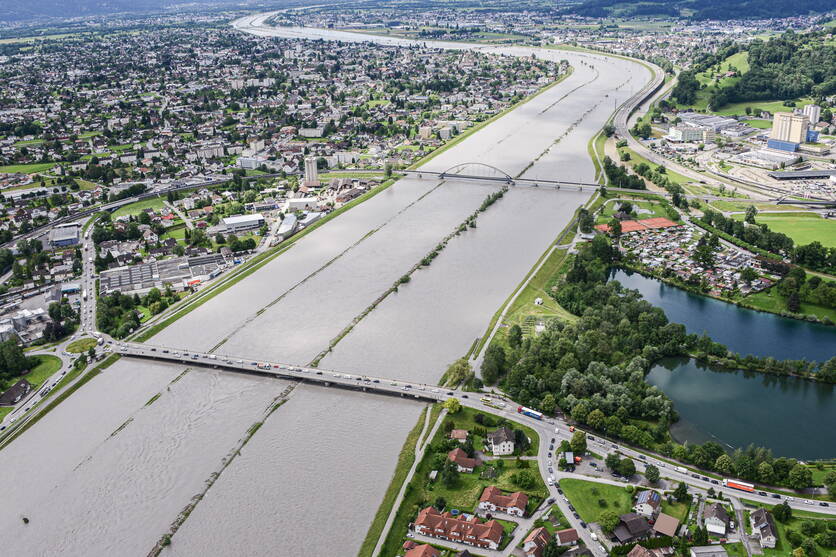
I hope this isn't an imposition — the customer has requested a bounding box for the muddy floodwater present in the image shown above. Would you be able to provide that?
[0,19,653,556]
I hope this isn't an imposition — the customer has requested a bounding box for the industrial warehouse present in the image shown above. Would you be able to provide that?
[98,253,231,295]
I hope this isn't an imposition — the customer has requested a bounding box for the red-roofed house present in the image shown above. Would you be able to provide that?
[450,429,469,442]
[448,448,480,473]
[523,526,551,557]
[478,486,528,517]
[413,506,504,550]
[556,528,579,546]
[404,543,441,557]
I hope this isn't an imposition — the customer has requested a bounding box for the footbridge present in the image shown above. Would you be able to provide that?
[116,341,454,403]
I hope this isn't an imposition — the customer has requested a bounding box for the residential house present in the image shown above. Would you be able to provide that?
[403,542,441,557]
[448,448,480,473]
[613,513,652,544]
[627,546,675,557]
[556,528,579,546]
[478,486,528,517]
[413,506,503,550]
[653,513,680,537]
[450,429,469,443]
[523,526,551,557]
[703,503,730,536]
[750,508,777,549]
[486,426,515,456]
[634,490,662,519]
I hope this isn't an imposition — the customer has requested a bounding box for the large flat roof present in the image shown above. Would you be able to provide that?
[223,213,264,225]
[767,170,836,180]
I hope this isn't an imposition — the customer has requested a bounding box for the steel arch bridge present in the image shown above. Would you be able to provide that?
[439,162,514,184]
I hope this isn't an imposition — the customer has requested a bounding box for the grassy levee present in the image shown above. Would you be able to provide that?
[0,354,120,449]
[406,67,575,172]
[472,192,590,358]
[357,406,429,557]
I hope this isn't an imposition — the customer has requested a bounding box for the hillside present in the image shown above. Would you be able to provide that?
[566,0,836,20]
[670,33,836,112]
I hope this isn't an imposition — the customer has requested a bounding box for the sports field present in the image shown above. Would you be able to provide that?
[733,212,836,247]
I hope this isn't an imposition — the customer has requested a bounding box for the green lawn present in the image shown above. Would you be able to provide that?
[66,337,97,354]
[709,200,800,212]
[75,179,99,190]
[0,162,57,174]
[661,499,690,522]
[745,287,836,324]
[597,198,676,224]
[746,119,773,129]
[1,354,63,391]
[732,212,836,248]
[808,462,836,485]
[559,478,633,524]
[492,248,577,350]
[445,406,539,458]
[111,196,165,218]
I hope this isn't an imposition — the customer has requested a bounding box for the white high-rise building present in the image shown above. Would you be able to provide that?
[303,156,319,187]
[771,112,809,144]
[802,104,821,125]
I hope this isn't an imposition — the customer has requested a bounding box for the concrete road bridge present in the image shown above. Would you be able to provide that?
[117,341,452,403]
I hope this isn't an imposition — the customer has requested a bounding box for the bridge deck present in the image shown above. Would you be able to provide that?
[117,342,448,403]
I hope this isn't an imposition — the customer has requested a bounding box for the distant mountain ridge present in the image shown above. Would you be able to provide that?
[0,0,288,23]
[566,0,836,20]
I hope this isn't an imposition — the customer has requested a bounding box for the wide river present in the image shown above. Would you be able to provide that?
[0,17,654,556]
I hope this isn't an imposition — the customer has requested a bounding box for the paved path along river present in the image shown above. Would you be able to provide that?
[0,18,653,557]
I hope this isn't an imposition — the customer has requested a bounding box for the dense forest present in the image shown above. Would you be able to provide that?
[567,0,836,20]
[672,32,836,109]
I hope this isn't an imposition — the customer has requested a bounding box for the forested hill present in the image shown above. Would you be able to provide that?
[566,0,836,20]
[670,32,836,110]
